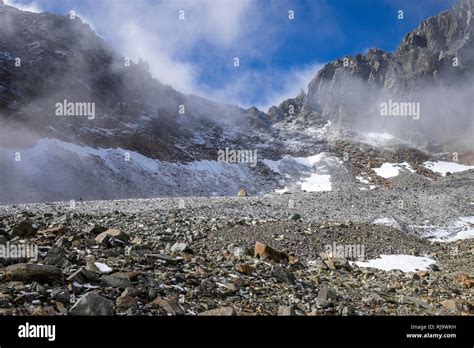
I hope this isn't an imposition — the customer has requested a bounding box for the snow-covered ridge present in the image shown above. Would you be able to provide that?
[0,138,279,203]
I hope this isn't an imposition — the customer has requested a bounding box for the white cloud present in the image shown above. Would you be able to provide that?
[6,0,326,109]
[83,0,257,95]
[4,0,42,13]
[197,63,322,110]
[257,63,323,111]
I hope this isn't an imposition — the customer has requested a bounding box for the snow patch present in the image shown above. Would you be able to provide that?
[94,262,113,274]
[373,217,400,229]
[355,255,436,272]
[422,161,474,176]
[299,173,332,192]
[372,162,414,178]
[422,216,474,242]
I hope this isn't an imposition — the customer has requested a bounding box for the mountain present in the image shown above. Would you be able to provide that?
[0,0,473,204]
[270,0,474,146]
[0,2,295,202]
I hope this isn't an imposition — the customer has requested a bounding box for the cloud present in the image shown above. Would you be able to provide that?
[6,0,328,108]
[257,63,323,111]
[4,0,42,13]
[76,0,258,95]
[198,63,322,110]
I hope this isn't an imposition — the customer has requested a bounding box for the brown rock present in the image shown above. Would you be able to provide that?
[152,297,184,315]
[39,226,65,235]
[277,305,296,316]
[95,229,129,245]
[55,301,68,315]
[237,188,248,197]
[67,267,99,284]
[198,307,236,316]
[325,257,336,270]
[440,299,458,312]
[235,263,253,275]
[457,273,473,288]
[0,308,12,316]
[5,263,63,283]
[116,295,137,309]
[254,241,288,262]
[417,271,428,278]
[30,307,51,316]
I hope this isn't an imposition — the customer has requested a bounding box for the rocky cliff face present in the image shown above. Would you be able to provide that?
[271,0,474,146]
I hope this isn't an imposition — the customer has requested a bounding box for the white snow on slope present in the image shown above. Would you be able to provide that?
[0,138,272,202]
[262,153,341,193]
[354,255,437,272]
[420,216,474,242]
[422,161,474,176]
[362,132,405,147]
[372,162,414,178]
[299,174,332,192]
[373,217,400,229]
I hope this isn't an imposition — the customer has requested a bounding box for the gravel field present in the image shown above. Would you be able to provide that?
[0,170,472,316]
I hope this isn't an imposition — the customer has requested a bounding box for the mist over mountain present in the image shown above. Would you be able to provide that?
[0,0,473,204]
[270,0,474,148]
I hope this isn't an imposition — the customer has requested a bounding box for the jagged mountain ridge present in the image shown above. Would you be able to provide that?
[269,0,474,147]
[0,0,473,203]
[0,2,276,162]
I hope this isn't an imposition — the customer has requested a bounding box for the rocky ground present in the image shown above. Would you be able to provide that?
[0,170,472,316]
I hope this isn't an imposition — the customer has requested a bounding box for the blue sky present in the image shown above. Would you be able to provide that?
[6,0,459,109]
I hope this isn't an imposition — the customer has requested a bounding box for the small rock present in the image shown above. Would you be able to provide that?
[152,297,184,315]
[277,305,296,316]
[254,241,288,263]
[228,244,252,258]
[170,242,193,254]
[95,229,129,246]
[39,226,65,235]
[85,255,112,274]
[116,294,137,310]
[50,288,70,303]
[11,220,37,238]
[0,308,12,316]
[289,213,301,221]
[198,307,236,316]
[43,247,73,269]
[101,273,132,288]
[457,273,473,288]
[237,188,247,197]
[69,292,114,316]
[272,266,296,284]
[342,305,355,316]
[235,263,253,275]
[67,267,99,284]
[440,299,458,313]
[84,225,107,236]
